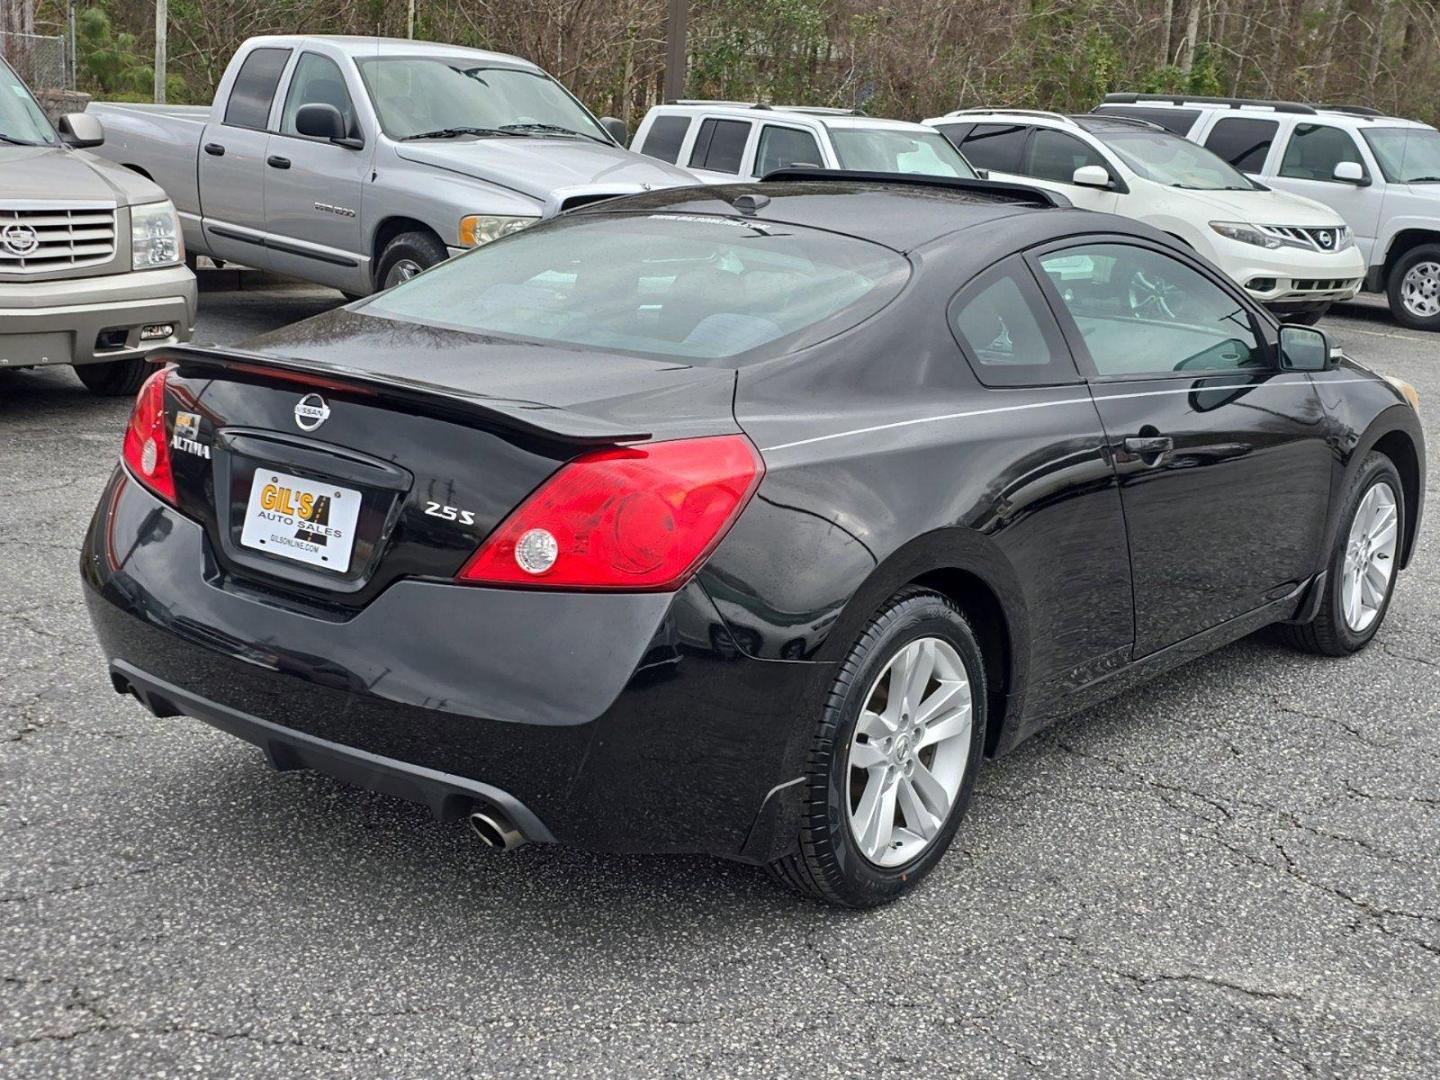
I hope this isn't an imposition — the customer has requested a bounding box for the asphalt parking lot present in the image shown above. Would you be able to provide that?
[1,272,1436,1078]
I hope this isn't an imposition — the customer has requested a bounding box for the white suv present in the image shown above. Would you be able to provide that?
[632,101,975,183]
[924,109,1364,322]
[1095,94,1440,330]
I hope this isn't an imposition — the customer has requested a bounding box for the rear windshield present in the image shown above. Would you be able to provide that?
[362,213,910,364]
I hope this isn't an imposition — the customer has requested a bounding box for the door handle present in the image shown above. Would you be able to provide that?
[266,155,291,170]
[1123,435,1174,464]
[203,142,225,156]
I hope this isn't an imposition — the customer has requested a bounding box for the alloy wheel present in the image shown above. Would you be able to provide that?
[1400,261,1440,318]
[845,636,973,867]
[1341,481,1399,632]
[384,259,425,288]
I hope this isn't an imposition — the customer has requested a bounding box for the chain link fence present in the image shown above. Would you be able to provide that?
[0,31,68,91]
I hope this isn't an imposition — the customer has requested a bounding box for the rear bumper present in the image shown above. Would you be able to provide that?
[82,469,830,861]
[0,265,196,368]
[111,660,557,842]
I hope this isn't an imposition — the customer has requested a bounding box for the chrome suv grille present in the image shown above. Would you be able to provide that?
[0,202,118,274]
[1257,224,1350,252]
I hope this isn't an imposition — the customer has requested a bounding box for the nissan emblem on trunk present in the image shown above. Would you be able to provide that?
[294,393,331,432]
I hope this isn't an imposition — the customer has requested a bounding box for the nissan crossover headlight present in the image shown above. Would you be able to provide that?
[132,200,184,269]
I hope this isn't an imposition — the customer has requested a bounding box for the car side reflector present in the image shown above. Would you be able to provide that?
[457,434,764,591]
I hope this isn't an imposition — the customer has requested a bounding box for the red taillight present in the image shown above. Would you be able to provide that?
[458,435,764,591]
[121,367,176,503]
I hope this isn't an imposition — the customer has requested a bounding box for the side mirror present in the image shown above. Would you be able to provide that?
[1333,160,1368,185]
[599,116,628,146]
[58,112,104,148]
[1072,164,1112,189]
[1279,324,1334,372]
[295,103,349,143]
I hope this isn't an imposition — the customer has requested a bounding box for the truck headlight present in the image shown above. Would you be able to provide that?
[1209,221,1284,250]
[132,200,183,269]
[459,215,537,248]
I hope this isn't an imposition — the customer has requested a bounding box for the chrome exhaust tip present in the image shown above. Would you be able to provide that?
[467,808,526,851]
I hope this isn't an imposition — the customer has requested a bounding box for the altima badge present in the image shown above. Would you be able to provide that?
[294,393,330,432]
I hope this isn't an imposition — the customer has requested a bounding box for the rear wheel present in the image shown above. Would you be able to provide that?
[375,230,447,291]
[1387,244,1440,330]
[73,357,150,397]
[769,587,986,907]
[1279,452,1403,656]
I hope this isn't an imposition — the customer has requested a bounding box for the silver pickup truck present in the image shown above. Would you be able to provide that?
[1,56,195,396]
[90,36,698,297]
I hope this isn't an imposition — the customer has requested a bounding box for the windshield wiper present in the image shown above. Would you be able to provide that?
[0,132,41,147]
[1405,175,1440,182]
[500,122,608,145]
[400,127,521,141]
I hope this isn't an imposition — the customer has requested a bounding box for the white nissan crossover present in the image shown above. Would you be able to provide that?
[925,109,1366,322]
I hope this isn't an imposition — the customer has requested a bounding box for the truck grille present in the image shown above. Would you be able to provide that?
[0,203,117,274]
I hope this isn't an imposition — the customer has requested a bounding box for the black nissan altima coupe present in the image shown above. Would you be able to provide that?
[82,172,1425,907]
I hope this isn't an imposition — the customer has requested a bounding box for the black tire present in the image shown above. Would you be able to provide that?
[768,587,987,907]
[374,230,447,292]
[1386,243,1440,331]
[1276,304,1329,326]
[73,357,150,397]
[1278,452,1404,656]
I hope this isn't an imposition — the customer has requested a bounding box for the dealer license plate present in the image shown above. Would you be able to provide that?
[239,469,362,572]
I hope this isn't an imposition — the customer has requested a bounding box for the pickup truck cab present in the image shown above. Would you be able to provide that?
[1,56,195,396]
[1094,94,1440,331]
[90,36,696,296]
[631,101,976,182]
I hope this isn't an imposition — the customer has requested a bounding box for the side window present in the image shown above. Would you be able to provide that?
[637,115,691,164]
[931,123,972,149]
[949,258,1076,387]
[1279,124,1367,182]
[279,53,356,139]
[1037,244,1264,377]
[1026,129,1108,183]
[1205,117,1279,173]
[755,125,823,176]
[224,47,293,131]
[958,124,1028,174]
[688,118,751,173]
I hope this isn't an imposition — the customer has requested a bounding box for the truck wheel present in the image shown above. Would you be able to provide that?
[73,358,150,397]
[375,231,447,291]
[1387,244,1440,330]
[768,587,987,907]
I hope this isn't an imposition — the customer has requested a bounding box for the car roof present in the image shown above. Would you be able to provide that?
[242,35,537,70]
[1095,96,1434,131]
[925,109,1163,135]
[649,102,938,134]
[574,180,1095,253]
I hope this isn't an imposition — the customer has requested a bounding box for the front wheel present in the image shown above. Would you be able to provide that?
[1387,244,1440,330]
[769,588,987,907]
[1279,452,1404,656]
[73,357,150,397]
[374,230,447,292]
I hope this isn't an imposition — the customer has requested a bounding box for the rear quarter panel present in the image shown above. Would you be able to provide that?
[87,103,208,220]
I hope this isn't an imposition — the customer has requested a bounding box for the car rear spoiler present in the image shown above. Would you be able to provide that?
[759,168,1071,208]
[154,344,652,445]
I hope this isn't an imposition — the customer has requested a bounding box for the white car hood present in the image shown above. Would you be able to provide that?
[1172,184,1344,225]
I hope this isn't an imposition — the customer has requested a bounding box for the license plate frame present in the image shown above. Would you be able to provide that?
[239,468,362,573]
